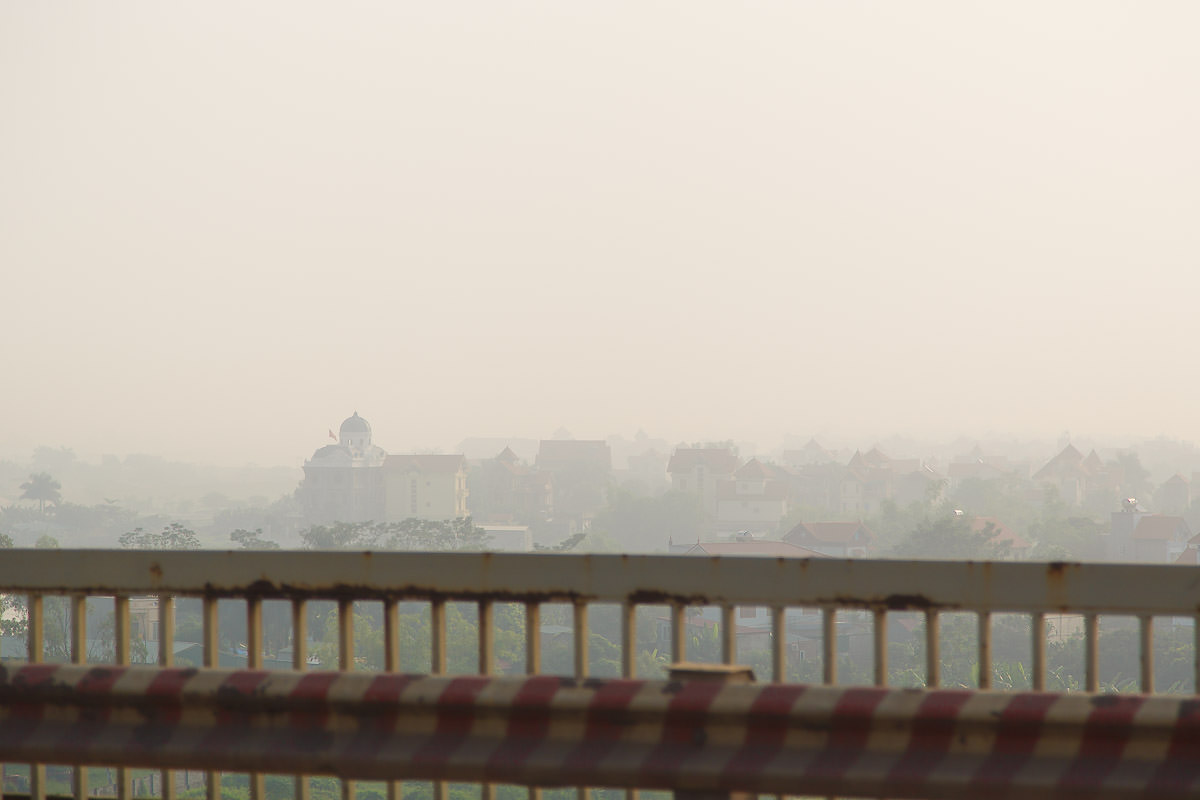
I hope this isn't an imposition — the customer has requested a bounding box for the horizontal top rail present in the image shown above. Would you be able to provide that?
[1,550,1199,615]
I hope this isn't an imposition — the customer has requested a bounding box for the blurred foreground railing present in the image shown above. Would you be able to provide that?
[1,551,1199,800]
[5,663,1200,800]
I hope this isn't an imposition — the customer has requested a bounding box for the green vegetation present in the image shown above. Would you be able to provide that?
[19,472,62,514]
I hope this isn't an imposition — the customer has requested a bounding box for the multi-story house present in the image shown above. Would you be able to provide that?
[667,447,739,517]
[384,454,469,522]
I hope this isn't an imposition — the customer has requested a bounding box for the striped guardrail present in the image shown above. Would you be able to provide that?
[2,663,1199,800]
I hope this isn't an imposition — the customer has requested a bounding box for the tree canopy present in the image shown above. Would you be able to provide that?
[889,512,1012,560]
[119,522,201,550]
[589,489,706,551]
[300,517,490,551]
[231,527,280,549]
[19,472,62,514]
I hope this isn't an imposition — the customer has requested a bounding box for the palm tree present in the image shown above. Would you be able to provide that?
[19,472,62,515]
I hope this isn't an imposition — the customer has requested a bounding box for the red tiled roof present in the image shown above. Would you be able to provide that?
[685,541,826,558]
[1033,444,1085,480]
[735,458,771,480]
[785,521,873,544]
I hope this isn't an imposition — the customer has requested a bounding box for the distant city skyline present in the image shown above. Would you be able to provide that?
[4,3,1197,469]
[0,418,1191,473]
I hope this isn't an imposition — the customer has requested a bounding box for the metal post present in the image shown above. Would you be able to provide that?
[872,608,887,687]
[159,595,176,800]
[1031,612,1046,691]
[293,599,311,800]
[668,663,754,800]
[925,610,940,688]
[1085,613,1100,692]
[71,594,88,800]
[771,606,786,683]
[114,596,132,800]
[977,611,992,690]
[822,607,837,685]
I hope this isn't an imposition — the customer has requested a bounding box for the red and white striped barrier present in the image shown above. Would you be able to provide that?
[2,664,1199,799]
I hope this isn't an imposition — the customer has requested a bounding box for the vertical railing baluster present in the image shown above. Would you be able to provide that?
[1140,615,1155,693]
[386,600,400,800]
[293,600,308,671]
[203,596,218,800]
[247,598,263,669]
[1031,612,1046,691]
[479,602,497,800]
[620,603,637,800]
[1194,613,1200,696]
[114,595,132,800]
[479,600,495,677]
[621,597,646,799]
[384,598,402,800]
[977,611,992,690]
[771,606,786,682]
[293,600,311,800]
[384,599,403,800]
[431,599,447,800]
[28,594,43,663]
[338,598,356,800]
[721,605,736,664]
[28,594,45,800]
[575,600,591,800]
[71,594,88,800]
[431,599,447,674]
[528,600,544,800]
[574,601,589,679]
[159,595,176,800]
[620,602,635,679]
[925,610,940,688]
[114,595,131,665]
[384,599,400,672]
[202,597,219,668]
[71,594,87,661]
[873,608,887,687]
[822,607,837,685]
[338,598,355,672]
[159,596,175,665]
[247,597,265,800]
[525,602,541,675]
[670,603,685,665]
[1085,613,1099,692]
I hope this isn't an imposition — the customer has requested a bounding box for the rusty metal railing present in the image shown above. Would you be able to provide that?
[1,551,1199,800]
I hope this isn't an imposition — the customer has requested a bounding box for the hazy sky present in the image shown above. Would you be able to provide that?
[3,3,1198,467]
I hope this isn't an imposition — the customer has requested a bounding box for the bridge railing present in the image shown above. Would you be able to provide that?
[1,550,1198,800]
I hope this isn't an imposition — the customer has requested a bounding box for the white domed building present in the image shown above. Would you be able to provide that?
[300,412,388,523]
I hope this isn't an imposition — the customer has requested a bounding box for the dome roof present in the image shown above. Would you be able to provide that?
[340,412,371,435]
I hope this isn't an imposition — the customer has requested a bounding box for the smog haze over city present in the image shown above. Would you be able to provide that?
[3,2,1198,470]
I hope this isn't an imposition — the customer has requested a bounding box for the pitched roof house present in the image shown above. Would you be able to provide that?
[783,521,874,558]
